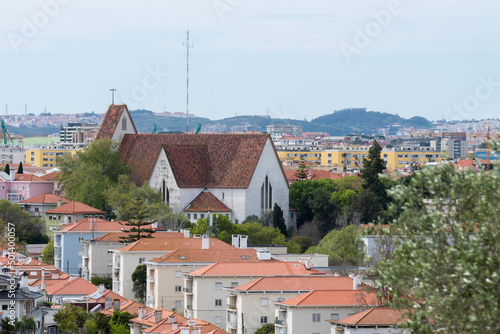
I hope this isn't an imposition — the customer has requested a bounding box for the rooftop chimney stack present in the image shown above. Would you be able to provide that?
[154,309,162,324]
[57,199,62,207]
[41,268,46,291]
[112,299,120,311]
[172,322,178,330]
[105,297,112,310]
[201,235,209,249]
[138,307,146,320]
[10,171,15,181]
[239,235,248,249]
[231,235,239,248]
[98,284,105,294]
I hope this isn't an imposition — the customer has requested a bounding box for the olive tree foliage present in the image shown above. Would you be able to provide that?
[376,159,500,333]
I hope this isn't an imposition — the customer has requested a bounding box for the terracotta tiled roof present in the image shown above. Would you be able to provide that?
[188,261,322,276]
[13,174,48,182]
[46,277,98,296]
[85,289,128,303]
[148,249,258,264]
[118,238,234,252]
[330,307,407,326]
[144,318,229,334]
[234,276,367,291]
[29,277,70,288]
[96,231,184,242]
[96,105,137,140]
[45,201,105,215]
[285,169,343,182]
[18,193,69,204]
[40,171,59,180]
[130,309,187,326]
[184,190,230,212]
[58,218,134,232]
[277,289,377,306]
[119,133,270,187]
[100,300,153,316]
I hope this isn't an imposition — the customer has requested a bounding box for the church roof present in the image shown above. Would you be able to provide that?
[96,105,137,140]
[119,133,269,188]
[184,190,230,212]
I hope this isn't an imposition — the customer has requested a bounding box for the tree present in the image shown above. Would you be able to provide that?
[0,200,47,245]
[17,162,23,174]
[41,238,54,264]
[17,316,36,334]
[131,264,147,303]
[255,323,275,334]
[0,317,17,334]
[289,236,314,253]
[272,203,287,235]
[57,139,130,211]
[375,159,500,333]
[4,163,10,175]
[109,310,133,334]
[360,140,387,206]
[295,161,308,180]
[91,275,112,290]
[190,214,248,244]
[53,304,89,333]
[306,225,365,266]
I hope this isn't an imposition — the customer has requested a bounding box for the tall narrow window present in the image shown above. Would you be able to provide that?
[122,116,127,130]
[261,175,273,212]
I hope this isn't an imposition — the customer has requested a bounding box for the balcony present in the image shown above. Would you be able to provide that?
[226,304,237,310]
[227,321,237,329]
[275,319,287,326]
[183,287,192,294]
[147,276,154,283]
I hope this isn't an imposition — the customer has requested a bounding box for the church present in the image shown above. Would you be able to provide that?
[96,105,291,227]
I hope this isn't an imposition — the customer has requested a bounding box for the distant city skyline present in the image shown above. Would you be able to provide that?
[1,0,500,121]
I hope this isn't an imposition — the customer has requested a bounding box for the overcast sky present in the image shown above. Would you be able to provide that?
[1,0,500,121]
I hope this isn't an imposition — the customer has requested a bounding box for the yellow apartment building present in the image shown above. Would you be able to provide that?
[277,148,323,166]
[26,147,79,167]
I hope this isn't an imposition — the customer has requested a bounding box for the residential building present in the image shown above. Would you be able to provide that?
[225,275,369,334]
[25,145,80,168]
[53,218,132,275]
[45,277,97,304]
[113,236,234,300]
[129,308,188,334]
[266,124,303,138]
[0,146,25,164]
[0,253,65,281]
[96,104,291,227]
[82,231,184,281]
[0,171,54,203]
[18,193,69,219]
[327,307,409,334]
[45,201,106,236]
[40,171,61,195]
[60,122,99,144]
[274,289,377,334]
[145,247,260,310]
[183,260,322,329]
[139,317,231,334]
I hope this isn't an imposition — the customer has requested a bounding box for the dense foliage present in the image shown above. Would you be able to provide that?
[0,199,48,245]
[131,264,147,303]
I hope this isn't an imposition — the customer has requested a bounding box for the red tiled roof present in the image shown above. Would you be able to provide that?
[96,231,184,242]
[149,249,258,264]
[285,169,342,182]
[184,190,230,212]
[58,218,135,232]
[277,290,377,306]
[234,276,366,291]
[29,276,70,288]
[188,261,322,276]
[18,193,69,204]
[118,238,234,252]
[85,289,128,303]
[40,171,59,180]
[45,201,105,214]
[100,300,152,316]
[131,309,187,327]
[144,318,229,334]
[46,277,98,296]
[330,307,407,326]
[119,133,270,187]
[96,105,137,140]
[13,174,48,182]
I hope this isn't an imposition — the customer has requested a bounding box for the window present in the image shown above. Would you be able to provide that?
[175,285,182,292]
[215,316,222,324]
[193,214,197,219]
[122,116,127,130]
[175,271,182,278]
[78,237,84,242]
[215,282,222,290]
[174,300,182,308]
[48,215,52,220]
[260,175,273,211]
[2,305,7,310]
[215,299,222,306]
[291,213,294,219]
[107,262,113,267]
[231,282,239,288]
[260,316,268,324]
[108,250,113,254]
[187,213,190,219]
[34,207,39,212]
[201,214,205,219]
[312,313,320,322]
[277,298,285,302]
[330,313,339,320]
[260,298,268,307]
[68,216,72,221]
[139,257,146,264]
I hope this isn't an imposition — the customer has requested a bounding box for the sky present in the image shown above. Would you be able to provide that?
[1,0,500,121]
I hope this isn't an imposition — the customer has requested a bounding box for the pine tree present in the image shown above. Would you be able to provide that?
[119,195,156,243]
[17,162,23,174]
[4,163,10,175]
[360,140,387,206]
[272,203,287,236]
[295,161,308,180]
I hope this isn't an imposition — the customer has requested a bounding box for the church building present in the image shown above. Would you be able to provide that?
[96,105,291,227]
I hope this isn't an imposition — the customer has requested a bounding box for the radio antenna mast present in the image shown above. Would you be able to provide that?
[183,29,193,133]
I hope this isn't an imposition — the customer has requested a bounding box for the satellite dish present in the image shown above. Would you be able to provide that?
[23,257,32,265]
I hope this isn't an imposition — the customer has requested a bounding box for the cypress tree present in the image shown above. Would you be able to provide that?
[4,163,10,175]
[272,203,287,236]
[17,162,23,174]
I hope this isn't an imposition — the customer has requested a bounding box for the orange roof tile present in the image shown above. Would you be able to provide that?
[96,105,137,140]
[85,289,128,303]
[331,307,407,326]
[46,277,98,296]
[96,231,184,242]
[144,318,229,334]
[234,276,366,291]
[45,201,105,214]
[188,261,322,276]
[149,249,259,264]
[13,174,48,182]
[18,193,69,204]
[29,277,70,288]
[119,133,270,188]
[131,309,187,326]
[40,171,59,180]
[184,190,230,212]
[278,290,377,306]
[58,218,136,232]
[118,237,234,252]
[100,300,153,316]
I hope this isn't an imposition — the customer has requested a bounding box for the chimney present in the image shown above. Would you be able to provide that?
[105,297,112,310]
[172,322,178,330]
[52,272,59,279]
[69,275,77,281]
[20,271,29,288]
[154,309,162,324]
[57,199,62,207]
[138,307,146,320]
[352,275,362,290]
[98,284,105,294]
[231,235,239,248]
[304,258,311,270]
[256,249,271,261]
[112,299,120,311]
[183,229,191,239]
[239,235,248,249]
[201,235,209,250]
[152,222,158,229]
[41,268,46,291]
[167,316,176,323]
[180,328,189,334]
[10,171,16,181]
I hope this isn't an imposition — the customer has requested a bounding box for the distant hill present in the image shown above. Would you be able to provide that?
[129,108,433,135]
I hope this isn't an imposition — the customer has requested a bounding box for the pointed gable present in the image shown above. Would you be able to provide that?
[184,190,230,212]
[96,104,137,142]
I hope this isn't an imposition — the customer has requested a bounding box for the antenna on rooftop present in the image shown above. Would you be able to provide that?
[183,29,193,134]
[110,88,117,105]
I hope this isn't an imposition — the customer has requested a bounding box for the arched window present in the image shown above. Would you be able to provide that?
[162,179,170,205]
[261,175,272,212]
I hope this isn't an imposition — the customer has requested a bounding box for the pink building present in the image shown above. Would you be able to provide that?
[0,171,54,203]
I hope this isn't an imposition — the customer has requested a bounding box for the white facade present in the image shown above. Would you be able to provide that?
[110,108,136,142]
[82,239,124,281]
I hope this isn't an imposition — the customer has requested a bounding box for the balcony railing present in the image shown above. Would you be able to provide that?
[226,305,237,310]
[146,276,154,283]
[227,321,237,329]
[183,287,192,293]
[275,319,287,326]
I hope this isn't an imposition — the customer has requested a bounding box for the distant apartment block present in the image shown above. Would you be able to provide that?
[60,122,99,144]
[266,124,303,138]
[26,145,82,167]
[0,146,26,164]
[0,171,54,203]
[431,132,468,159]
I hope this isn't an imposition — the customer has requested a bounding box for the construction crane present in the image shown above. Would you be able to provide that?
[195,123,201,134]
[151,124,157,134]
[1,120,13,145]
